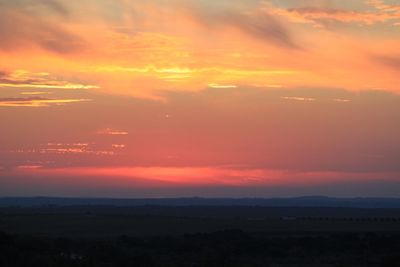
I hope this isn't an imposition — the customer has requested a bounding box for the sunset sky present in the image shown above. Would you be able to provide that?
[0,0,399,197]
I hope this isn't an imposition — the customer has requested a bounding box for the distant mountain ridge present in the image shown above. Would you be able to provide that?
[1,196,400,208]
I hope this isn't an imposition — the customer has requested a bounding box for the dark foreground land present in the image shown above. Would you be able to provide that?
[1,205,400,266]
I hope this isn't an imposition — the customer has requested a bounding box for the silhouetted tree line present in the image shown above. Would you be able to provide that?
[300,217,400,222]
[1,230,400,267]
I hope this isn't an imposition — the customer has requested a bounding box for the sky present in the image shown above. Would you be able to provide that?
[0,0,399,197]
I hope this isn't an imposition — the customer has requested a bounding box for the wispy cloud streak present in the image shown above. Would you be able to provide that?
[0,97,91,107]
[0,70,99,89]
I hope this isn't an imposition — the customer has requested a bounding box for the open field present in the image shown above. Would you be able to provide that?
[1,206,400,266]
[1,207,400,238]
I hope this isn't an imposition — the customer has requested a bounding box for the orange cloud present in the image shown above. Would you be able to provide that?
[12,143,116,156]
[272,7,399,26]
[0,1,398,98]
[0,97,91,107]
[17,165,43,170]
[112,144,126,149]
[0,3,84,53]
[96,128,129,136]
[368,0,400,13]
[0,69,99,89]
[282,96,316,102]
[20,91,53,95]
